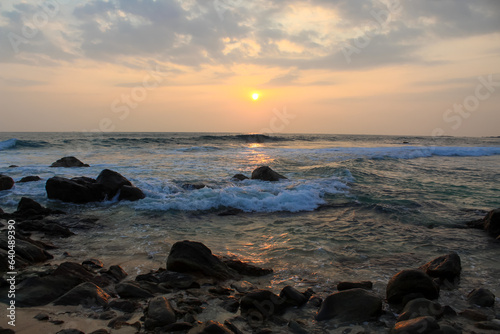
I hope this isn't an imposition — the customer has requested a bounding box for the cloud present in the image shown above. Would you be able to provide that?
[0,76,47,86]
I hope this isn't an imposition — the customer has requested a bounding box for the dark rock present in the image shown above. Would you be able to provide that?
[145,296,176,330]
[98,311,116,320]
[195,320,233,333]
[108,299,139,313]
[15,275,82,306]
[82,258,104,270]
[484,208,500,238]
[167,240,236,280]
[419,253,461,283]
[18,175,42,183]
[53,282,110,307]
[89,330,109,334]
[8,165,18,168]
[240,290,287,318]
[316,288,382,322]
[390,316,440,334]
[231,280,255,293]
[475,321,500,331]
[34,313,50,321]
[224,321,244,334]
[161,322,194,332]
[279,286,309,307]
[439,325,461,334]
[218,208,244,216]
[397,298,443,322]
[223,258,273,276]
[53,262,94,282]
[17,219,74,238]
[182,183,206,190]
[459,309,488,321]
[15,197,53,216]
[46,176,104,203]
[232,174,249,181]
[157,270,200,289]
[288,320,309,334]
[467,288,495,307]
[251,166,287,181]
[337,281,373,291]
[0,234,53,268]
[209,285,233,295]
[219,297,239,313]
[102,265,127,282]
[386,269,440,305]
[56,330,85,334]
[118,185,145,201]
[0,175,14,191]
[96,169,132,199]
[50,156,89,167]
[115,281,154,299]
[307,296,322,308]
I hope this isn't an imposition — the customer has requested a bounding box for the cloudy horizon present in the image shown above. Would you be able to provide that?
[1,0,499,136]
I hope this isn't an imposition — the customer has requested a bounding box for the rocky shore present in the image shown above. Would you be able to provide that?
[0,158,499,333]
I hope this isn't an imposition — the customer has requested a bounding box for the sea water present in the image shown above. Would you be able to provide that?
[1,132,499,304]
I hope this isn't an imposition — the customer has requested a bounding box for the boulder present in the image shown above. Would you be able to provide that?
[467,288,495,307]
[96,169,132,198]
[15,197,55,217]
[232,174,249,181]
[17,176,41,183]
[53,282,110,307]
[391,316,440,334]
[50,156,89,167]
[316,288,382,322]
[115,281,154,299]
[46,176,104,203]
[181,183,206,190]
[397,298,443,322]
[102,265,128,282]
[118,185,145,201]
[192,320,234,333]
[167,240,236,280]
[419,253,461,283]
[156,271,199,289]
[386,269,440,305]
[251,166,287,181]
[0,175,14,191]
[337,281,373,291]
[222,258,273,276]
[279,286,309,307]
[0,234,53,266]
[15,275,83,306]
[484,208,500,238]
[240,289,287,318]
[144,296,176,330]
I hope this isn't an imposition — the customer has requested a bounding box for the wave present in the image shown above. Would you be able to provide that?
[198,134,288,143]
[0,138,50,150]
[133,177,349,213]
[175,146,221,152]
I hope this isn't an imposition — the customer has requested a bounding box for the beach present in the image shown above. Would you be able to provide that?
[1,132,499,333]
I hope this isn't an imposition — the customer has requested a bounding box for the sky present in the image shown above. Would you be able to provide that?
[0,0,499,136]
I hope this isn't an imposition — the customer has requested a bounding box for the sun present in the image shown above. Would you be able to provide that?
[252,93,259,100]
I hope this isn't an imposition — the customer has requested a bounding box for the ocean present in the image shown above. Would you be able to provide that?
[1,132,499,313]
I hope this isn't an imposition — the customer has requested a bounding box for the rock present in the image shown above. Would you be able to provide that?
[251,166,287,181]
[161,322,193,332]
[53,282,110,307]
[288,320,309,334]
[219,297,239,313]
[15,274,83,306]
[397,298,443,322]
[115,281,154,299]
[15,197,54,216]
[56,330,85,334]
[279,286,309,307]
[419,253,461,283]
[231,280,255,293]
[96,169,132,198]
[467,288,495,307]
[144,296,176,330]
[50,156,89,167]
[156,271,199,289]
[484,208,500,238]
[8,165,18,168]
[337,281,373,291]
[439,325,461,334]
[386,269,440,305]
[193,320,234,333]
[459,309,488,321]
[218,208,244,216]
[53,262,95,282]
[108,299,139,313]
[0,234,53,268]
[209,285,233,295]
[118,185,145,201]
[34,313,50,321]
[46,176,104,203]
[18,175,41,183]
[89,330,109,334]
[182,183,206,190]
[0,175,14,191]
[167,240,236,280]
[316,288,382,322]
[102,265,127,282]
[82,258,104,270]
[17,219,74,238]
[223,258,273,276]
[98,311,116,320]
[390,316,440,334]
[475,321,500,331]
[240,290,287,318]
[232,174,249,181]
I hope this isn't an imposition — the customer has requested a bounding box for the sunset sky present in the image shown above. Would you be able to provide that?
[1,0,499,136]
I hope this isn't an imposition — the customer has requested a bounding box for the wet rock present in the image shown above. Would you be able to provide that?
[390,316,440,334]
[218,208,244,216]
[15,197,55,216]
[8,165,18,168]
[116,281,154,299]
[17,219,74,238]
[397,298,443,322]
[316,288,382,322]
[18,175,41,183]
[192,320,234,333]
[157,271,200,289]
[53,282,110,307]
[209,285,233,296]
[484,208,500,238]
[34,313,49,321]
[439,325,461,334]
[0,175,14,191]
[50,156,89,167]
[467,288,495,307]
[459,309,488,321]
[53,262,95,282]
[419,253,461,283]
[219,297,239,313]
[96,169,132,198]
[144,296,176,330]
[288,320,309,334]
[15,275,82,307]
[231,280,255,293]
[223,258,273,276]
[56,330,85,334]
[251,166,287,181]
[108,299,139,313]
[224,320,244,334]
[386,269,440,305]
[475,321,500,331]
[118,185,145,201]
[240,290,287,318]
[182,183,206,190]
[0,234,53,270]
[167,240,236,280]
[82,258,104,270]
[89,330,109,334]
[337,281,373,291]
[46,176,105,203]
[98,311,116,320]
[161,322,194,332]
[232,174,249,181]
[102,265,127,282]
[279,286,309,307]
